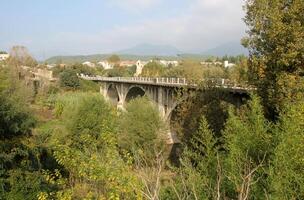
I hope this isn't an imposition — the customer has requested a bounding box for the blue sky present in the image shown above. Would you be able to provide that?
[0,0,246,59]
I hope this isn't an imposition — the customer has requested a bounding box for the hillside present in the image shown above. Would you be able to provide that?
[202,41,248,56]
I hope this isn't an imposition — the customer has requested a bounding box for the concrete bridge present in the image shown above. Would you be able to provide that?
[80,75,253,120]
[80,75,254,144]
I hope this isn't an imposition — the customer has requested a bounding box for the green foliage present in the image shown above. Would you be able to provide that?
[174,116,220,199]
[223,95,273,198]
[3,170,46,200]
[106,65,134,77]
[118,97,166,157]
[48,93,141,199]
[168,60,204,81]
[79,79,99,92]
[59,69,80,89]
[107,54,120,63]
[141,61,165,77]
[0,94,36,139]
[271,102,304,199]
[243,0,304,118]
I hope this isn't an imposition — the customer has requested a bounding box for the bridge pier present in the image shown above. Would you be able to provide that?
[157,87,166,119]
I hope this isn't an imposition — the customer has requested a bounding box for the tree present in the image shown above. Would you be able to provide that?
[0,94,35,139]
[271,101,304,199]
[243,0,304,119]
[50,94,140,199]
[223,95,272,199]
[59,69,80,89]
[107,65,134,77]
[172,116,221,200]
[107,54,120,63]
[118,97,166,158]
[8,46,37,67]
[141,61,165,77]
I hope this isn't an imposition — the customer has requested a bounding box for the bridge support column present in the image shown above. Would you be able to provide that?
[157,87,166,118]
[100,83,108,100]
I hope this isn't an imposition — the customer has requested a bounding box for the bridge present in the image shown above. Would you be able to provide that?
[80,75,254,144]
[80,75,253,120]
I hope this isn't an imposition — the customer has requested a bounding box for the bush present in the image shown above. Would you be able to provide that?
[59,69,80,89]
[0,94,36,139]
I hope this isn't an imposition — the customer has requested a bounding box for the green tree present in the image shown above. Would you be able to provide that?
[271,101,304,199]
[107,54,120,63]
[141,61,165,77]
[107,65,134,77]
[172,116,221,199]
[0,66,53,200]
[118,97,166,158]
[223,95,272,199]
[50,94,140,199]
[243,0,304,118]
[59,69,80,89]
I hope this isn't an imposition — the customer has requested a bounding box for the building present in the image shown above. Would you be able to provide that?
[200,61,223,66]
[159,60,179,67]
[119,60,137,67]
[82,61,96,68]
[46,64,56,69]
[224,60,236,68]
[98,60,114,70]
[0,53,9,61]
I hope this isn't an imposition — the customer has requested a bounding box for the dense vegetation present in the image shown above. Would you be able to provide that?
[0,0,303,199]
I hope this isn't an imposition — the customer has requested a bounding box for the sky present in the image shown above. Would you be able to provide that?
[0,0,247,60]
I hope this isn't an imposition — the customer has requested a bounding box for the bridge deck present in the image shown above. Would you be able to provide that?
[79,75,255,94]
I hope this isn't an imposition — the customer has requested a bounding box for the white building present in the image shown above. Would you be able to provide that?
[224,60,236,68]
[98,60,114,70]
[82,61,96,68]
[0,53,9,61]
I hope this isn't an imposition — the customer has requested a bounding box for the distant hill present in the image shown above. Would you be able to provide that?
[45,42,248,64]
[202,42,248,56]
[45,54,109,64]
[45,54,185,64]
[116,43,182,56]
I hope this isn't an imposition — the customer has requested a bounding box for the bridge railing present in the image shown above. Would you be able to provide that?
[78,74,254,90]
[79,74,188,85]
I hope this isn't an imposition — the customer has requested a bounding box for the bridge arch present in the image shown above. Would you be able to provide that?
[107,84,120,106]
[124,85,146,104]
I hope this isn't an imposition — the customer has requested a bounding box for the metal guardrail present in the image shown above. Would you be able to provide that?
[78,74,255,91]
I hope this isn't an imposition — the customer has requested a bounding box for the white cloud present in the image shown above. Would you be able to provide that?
[97,0,246,52]
[31,0,247,58]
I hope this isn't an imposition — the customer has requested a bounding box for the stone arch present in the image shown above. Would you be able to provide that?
[107,84,120,106]
[124,85,146,104]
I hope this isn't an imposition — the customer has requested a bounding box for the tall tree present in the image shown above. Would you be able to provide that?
[243,0,304,119]
[223,96,272,199]
[271,101,304,199]
[8,46,37,67]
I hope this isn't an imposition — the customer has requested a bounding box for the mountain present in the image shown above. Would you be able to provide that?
[45,54,185,64]
[202,42,248,56]
[116,43,182,56]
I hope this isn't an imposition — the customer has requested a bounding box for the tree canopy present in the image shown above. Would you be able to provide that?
[243,0,304,118]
